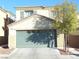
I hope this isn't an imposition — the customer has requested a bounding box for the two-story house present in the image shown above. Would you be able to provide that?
[0,7,15,46]
[8,6,62,48]
[8,6,79,49]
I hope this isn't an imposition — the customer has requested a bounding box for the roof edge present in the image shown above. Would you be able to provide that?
[0,7,15,16]
[8,14,54,27]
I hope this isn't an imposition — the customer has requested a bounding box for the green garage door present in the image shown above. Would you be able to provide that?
[16,30,56,48]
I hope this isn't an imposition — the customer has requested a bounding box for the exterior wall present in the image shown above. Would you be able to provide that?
[16,9,54,21]
[16,10,23,21]
[77,15,79,19]
[9,15,53,30]
[0,10,7,36]
[35,10,50,18]
[57,34,64,49]
[8,29,16,48]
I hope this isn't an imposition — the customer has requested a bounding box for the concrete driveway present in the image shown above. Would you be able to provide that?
[8,48,60,59]
[1,48,79,59]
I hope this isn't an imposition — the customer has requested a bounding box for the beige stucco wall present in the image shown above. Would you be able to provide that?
[8,29,16,49]
[77,15,79,19]
[57,34,64,49]
[0,10,6,36]
[16,9,53,21]
[9,15,53,30]
[35,10,50,18]
[16,10,22,21]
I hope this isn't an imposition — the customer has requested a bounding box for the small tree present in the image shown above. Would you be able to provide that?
[53,0,77,51]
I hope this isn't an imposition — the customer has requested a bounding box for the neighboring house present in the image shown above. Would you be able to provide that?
[0,7,15,46]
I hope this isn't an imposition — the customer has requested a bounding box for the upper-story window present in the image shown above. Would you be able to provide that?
[24,10,33,18]
[50,10,59,19]
[50,11,56,18]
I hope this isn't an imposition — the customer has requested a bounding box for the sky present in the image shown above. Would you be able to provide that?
[0,0,79,14]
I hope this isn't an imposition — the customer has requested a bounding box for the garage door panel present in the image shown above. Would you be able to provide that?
[26,31,51,44]
[16,30,55,48]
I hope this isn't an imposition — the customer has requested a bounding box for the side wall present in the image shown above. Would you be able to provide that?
[8,28,16,48]
[57,34,64,49]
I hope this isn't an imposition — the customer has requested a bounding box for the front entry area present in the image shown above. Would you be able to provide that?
[16,30,57,48]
